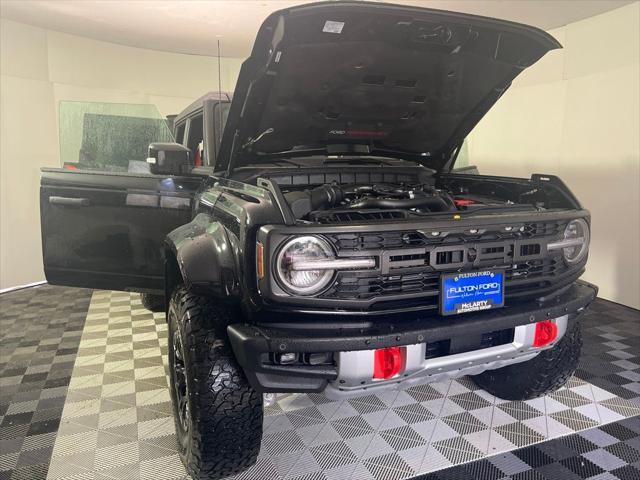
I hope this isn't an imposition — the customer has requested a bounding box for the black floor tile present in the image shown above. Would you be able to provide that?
[605,442,640,463]
[513,446,555,468]
[601,422,640,441]
[26,418,61,436]
[510,471,547,480]
[610,464,640,480]
[560,434,600,455]
[0,413,34,427]
[560,455,605,477]
[536,462,582,480]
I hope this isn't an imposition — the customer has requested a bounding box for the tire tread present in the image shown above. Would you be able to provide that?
[140,293,165,312]
[169,287,263,480]
[472,320,582,400]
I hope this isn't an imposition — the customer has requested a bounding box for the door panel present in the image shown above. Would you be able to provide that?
[41,168,203,293]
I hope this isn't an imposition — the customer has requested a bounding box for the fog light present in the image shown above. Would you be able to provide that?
[276,352,298,364]
[533,320,558,347]
[373,347,405,380]
[304,352,332,365]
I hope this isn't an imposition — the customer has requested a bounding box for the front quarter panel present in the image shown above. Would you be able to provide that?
[166,213,241,298]
[166,177,286,305]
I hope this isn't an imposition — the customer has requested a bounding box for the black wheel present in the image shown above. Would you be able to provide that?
[472,320,582,400]
[140,293,165,312]
[167,286,263,480]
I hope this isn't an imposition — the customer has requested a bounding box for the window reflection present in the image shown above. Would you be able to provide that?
[59,101,174,172]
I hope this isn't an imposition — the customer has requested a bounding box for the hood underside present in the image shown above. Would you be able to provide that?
[218,1,561,173]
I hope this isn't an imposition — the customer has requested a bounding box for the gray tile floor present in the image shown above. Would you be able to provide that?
[43,291,640,480]
[576,299,640,407]
[0,285,92,480]
[421,416,640,480]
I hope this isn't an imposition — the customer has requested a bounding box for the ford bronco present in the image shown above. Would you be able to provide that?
[40,2,597,479]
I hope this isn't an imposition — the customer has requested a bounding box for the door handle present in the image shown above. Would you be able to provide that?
[49,196,91,207]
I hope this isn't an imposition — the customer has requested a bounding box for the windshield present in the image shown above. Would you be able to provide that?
[59,101,174,172]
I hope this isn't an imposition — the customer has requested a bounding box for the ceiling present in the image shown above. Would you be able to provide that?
[0,0,634,58]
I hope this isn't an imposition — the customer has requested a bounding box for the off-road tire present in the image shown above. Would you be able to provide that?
[140,293,165,312]
[167,286,263,480]
[472,320,582,400]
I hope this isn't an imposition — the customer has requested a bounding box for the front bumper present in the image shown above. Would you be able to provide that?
[228,281,597,396]
[330,315,568,399]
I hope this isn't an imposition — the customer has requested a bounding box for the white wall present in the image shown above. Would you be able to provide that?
[0,19,243,290]
[467,3,640,309]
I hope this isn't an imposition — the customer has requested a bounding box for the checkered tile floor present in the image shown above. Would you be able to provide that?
[45,291,179,480]
[577,300,640,407]
[421,416,640,480]
[0,285,92,480]
[39,291,639,480]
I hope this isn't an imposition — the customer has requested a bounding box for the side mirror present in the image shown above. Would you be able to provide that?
[147,142,193,175]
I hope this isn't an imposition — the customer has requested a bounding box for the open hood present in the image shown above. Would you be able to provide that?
[218,1,560,173]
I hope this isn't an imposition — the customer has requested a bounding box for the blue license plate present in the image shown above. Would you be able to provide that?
[440,270,505,316]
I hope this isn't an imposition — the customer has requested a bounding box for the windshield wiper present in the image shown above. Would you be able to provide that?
[237,158,311,169]
[322,156,394,165]
[270,158,309,167]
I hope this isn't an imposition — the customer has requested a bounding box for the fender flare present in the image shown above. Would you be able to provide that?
[164,213,241,300]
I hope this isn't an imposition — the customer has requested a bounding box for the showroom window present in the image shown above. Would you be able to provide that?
[58,101,174,172]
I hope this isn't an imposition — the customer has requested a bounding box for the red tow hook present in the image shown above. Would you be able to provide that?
[533,320,558,347]
[373,347,405,379]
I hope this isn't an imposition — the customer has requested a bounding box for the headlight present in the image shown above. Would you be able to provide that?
[548,219,590,264]
[276,236,335,295]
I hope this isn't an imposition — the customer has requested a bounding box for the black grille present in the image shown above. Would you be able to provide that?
[522,221,565,237]
[325,270,441,301]
[520,244,541,256]
[319,220,574,308]
[321,255,569,302]
[436,250,464,265]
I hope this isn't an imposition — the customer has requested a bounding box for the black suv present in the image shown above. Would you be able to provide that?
[40,2,597,479]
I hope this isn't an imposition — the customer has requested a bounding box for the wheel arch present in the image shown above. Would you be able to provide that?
[164,213,241,304]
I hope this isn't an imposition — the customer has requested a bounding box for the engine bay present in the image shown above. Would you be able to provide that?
[282,181,543,223]
[233,160,580,224]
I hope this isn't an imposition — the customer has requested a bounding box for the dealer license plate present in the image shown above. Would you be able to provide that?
[440,270,505,316]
